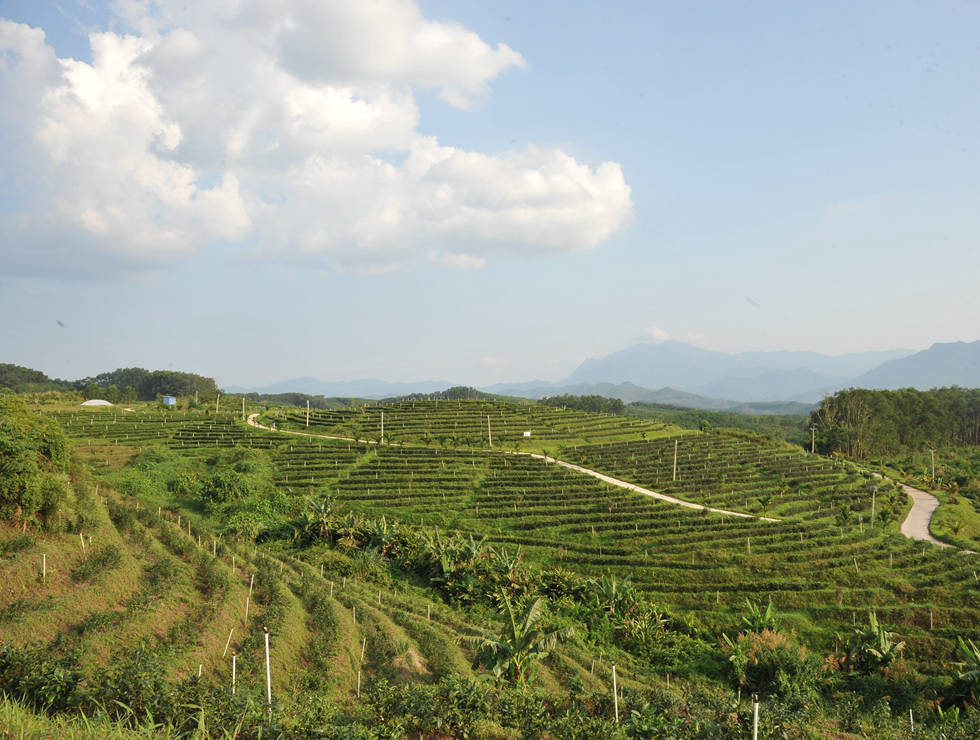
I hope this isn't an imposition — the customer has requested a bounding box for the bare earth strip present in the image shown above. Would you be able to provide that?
[247,414,778,522]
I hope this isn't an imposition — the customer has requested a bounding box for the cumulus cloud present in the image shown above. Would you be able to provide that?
[0,1,633,276]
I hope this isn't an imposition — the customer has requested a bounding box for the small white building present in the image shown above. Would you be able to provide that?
[81,399,113,407]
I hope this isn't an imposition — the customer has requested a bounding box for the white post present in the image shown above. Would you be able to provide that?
[612,665,619,724]
[249,573,255,597]
[223,628,235,657]
[427,604,431,621]
[909,707,914,732]
[672,440,678,481]
[198,664,202,677]
[752,694,759,740]
[232,653,237,695]
[306,400,310,428]
[216,393,220,413]
[487,415,492,448]
[357,669,361,698]
[264,627,272,706]
[352,605,356,624]
[242,396,245,420]
[871,487,877,527]
[380,410,384,443]
[244,596,250,625]
[42,553,46,581]
[360,637,367,664]
[79,532,86,550]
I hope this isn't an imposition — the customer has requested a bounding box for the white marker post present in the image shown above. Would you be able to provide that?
[612,665,619,725]
[232,653,237,695]
[264,627,272,707]
[752,693,759,740]
[223,628,235,658]
[42,554,46,582]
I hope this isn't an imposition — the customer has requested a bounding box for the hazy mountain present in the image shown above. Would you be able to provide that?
[226,377,453,399]
[561,341,913,391]
[853,340,980,389]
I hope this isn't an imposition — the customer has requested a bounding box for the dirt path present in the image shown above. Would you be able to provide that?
[246,414,778,522]
[897,482,977,553]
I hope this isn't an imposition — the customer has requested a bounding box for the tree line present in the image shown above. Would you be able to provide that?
[809,386,980,459]
[0,363,218,403]
[540,394,625,414]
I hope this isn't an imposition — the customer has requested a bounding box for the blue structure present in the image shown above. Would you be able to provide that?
[162,395,177,406]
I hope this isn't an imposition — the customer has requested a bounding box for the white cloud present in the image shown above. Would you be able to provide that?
[0,2,632,276]
[641,327,671,343]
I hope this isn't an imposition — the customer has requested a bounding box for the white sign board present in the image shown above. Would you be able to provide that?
[523,431,532,438]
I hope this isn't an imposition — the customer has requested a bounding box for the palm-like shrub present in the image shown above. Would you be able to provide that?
[845,612,905,675]
[464,591,574,691]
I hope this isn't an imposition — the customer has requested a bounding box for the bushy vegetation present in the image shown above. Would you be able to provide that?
[0,394,82,531]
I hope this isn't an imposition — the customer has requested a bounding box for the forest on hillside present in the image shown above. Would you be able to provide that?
[809,387,980,459]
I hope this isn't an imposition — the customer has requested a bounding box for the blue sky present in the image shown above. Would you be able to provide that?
[1,1,978,388]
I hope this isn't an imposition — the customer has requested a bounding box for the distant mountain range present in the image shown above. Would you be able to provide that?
[227,339,980,411]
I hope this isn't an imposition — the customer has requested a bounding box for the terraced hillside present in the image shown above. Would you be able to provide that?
[264,398,677,451]
[5,400,980,736]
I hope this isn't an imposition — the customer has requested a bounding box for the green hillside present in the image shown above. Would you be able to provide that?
[3,398,980,736]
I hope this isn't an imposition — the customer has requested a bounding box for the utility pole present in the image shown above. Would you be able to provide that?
[487,415,492,448]
[810,426,817,454]
[672,439,678,482]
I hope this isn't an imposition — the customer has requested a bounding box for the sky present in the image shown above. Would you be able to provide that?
[1,0,978,388]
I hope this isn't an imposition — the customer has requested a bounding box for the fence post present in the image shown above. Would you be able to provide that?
[264,627,272,707]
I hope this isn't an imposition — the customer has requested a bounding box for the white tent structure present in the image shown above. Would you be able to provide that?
[80,399,114,406]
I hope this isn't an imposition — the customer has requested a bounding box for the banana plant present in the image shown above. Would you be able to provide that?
[846,612,905,674]
[741,597,779,633]
[463,590,574,691]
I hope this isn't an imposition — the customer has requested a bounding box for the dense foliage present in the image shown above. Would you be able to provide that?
[385,386,498,402]
[810,387,980,459]
[0,394,80,531]
[628,402,809,445]
[0,363,70,393]
[541,394,625,414]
